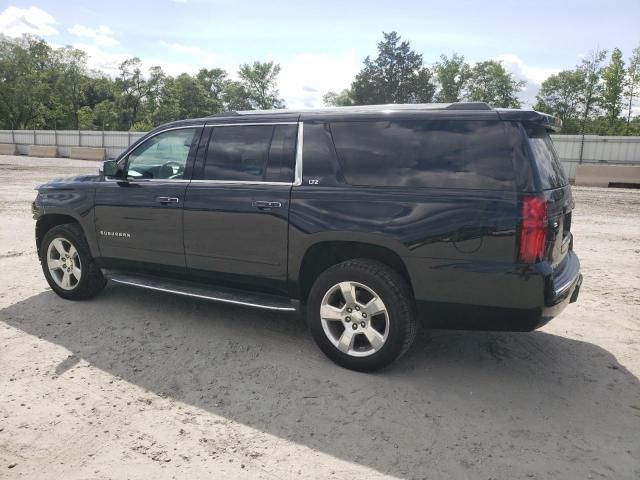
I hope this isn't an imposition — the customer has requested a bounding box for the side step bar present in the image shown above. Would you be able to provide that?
[104,272,297,312]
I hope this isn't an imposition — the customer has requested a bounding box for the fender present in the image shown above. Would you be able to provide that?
[34,177,100,258]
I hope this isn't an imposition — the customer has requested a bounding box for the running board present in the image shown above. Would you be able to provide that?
[105,272,297,312]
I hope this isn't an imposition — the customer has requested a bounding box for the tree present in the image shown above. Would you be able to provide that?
[222,81,253,110]
[350,31,435,105]
[466,60,525,108]
[0,35,54,129]
[322,89,353,107]
[93,100,118,130]
[52,47,89,129]
[116,58,164,128]
[196,68,228,113]
[601,48,626,125]
[434,53,471,103]
[624,45,640,134]
[577,49,608,130]
[236,61,284,109]
[533,69,586,133]
[77,106,94,130]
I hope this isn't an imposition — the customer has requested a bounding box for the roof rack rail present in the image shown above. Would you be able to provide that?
[203,102,493,119]
[444,102,492,111]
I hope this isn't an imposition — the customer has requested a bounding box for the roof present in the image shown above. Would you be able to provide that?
[231,102,493,116]
[159,102,561,132]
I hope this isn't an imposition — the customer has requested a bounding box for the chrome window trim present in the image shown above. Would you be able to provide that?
[199,121,303,186]
[105,122,305,186]
[189,180,293,186]
[205,122,298,127]
[104,178,192,184]
[106,125,201,183]
[121,125,202,160]
[294,122,304,186]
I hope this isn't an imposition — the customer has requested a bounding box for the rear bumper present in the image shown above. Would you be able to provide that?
[541,250,582,320]
[415,251,582,332]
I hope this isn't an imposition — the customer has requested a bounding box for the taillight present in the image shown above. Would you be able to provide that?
[519,195,547,263]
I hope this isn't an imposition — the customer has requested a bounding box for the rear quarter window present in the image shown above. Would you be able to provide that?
[525,126,568,190]
[329,120,515,190]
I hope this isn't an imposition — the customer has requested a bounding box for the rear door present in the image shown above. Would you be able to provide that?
[525,125,573,268]
[95,127,200,269]
[183,122,299,294]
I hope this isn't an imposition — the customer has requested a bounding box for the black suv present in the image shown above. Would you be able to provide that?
[33,102,582,371]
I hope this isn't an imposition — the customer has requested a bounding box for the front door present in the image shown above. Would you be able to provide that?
[95,127,200,270]
[183,123,298,293]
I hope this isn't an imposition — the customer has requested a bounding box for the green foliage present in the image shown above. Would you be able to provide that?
[577,49,608,126]
[466,60,525,108]
[323,89,354,107]
[236,61,285,109]
[0,35,54,129]
[350,31,435,105]
[0,35,286,131]
[534,70,586,124]
[434,53,471,103]
[1,32,639,136]
[601,48,625,124]
[77,106,94,130]
[624,45,640,132]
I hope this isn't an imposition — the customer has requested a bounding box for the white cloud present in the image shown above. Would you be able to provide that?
[75,42,224,79]
[79,41,361,109]
[494,53,558,86]
[0,6,58,37]
[278,51,361,108]
[493,53,560,107]
[68,24,118,47]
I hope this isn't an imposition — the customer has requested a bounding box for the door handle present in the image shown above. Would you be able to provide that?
[252,200,282,209]
[156,196,180,204]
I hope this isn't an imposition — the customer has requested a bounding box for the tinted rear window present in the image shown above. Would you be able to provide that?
[525,126,568,190]
[330,120,514,190]
[203,125,297,182]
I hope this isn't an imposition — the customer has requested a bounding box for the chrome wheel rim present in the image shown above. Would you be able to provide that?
[47,237,81,290]
[320,281,389,357]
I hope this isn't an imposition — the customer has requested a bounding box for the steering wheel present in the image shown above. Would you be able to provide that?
[162,161,184,173]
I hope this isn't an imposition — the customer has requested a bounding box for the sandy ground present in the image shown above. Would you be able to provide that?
[0,155,638,480]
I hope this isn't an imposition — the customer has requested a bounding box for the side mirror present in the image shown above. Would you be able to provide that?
[102,160,119,177]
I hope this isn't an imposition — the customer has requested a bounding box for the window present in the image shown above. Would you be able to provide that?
[525,126,568,190]
[204,125,297,182]
[330,120,515,190]
[127,128,196,180]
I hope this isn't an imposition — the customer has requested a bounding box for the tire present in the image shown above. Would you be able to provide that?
[307,259,418,372]
[40,223,106,300]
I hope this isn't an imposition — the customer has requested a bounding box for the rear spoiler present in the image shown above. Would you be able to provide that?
[495,109,562,132]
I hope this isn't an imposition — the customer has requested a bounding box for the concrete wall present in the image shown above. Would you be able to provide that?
[69,147,106,161]
[0,144,17,155]
[574,165,640,187]
[0,130,145,160]
[1,130,639,186]
[28,145,57,157]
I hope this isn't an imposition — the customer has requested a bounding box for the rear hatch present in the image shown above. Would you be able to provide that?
[525,125,573,269]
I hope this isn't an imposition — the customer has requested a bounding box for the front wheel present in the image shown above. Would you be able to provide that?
[307,259,418,372]
[40,223,106,300]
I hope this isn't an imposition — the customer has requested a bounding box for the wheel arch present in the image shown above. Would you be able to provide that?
[295,240,413,303]
[36,214,83,257]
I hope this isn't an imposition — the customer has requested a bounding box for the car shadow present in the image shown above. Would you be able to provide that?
[2,286,639,478]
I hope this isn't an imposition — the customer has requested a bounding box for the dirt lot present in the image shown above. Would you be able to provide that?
[0,155,638,479]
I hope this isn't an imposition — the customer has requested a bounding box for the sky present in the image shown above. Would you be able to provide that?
[0,0,639,108]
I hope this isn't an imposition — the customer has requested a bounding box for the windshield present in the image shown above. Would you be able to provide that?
[526,126,568,190]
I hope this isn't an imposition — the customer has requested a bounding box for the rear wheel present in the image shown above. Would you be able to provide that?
[307,259,417,371]
[40,224,106,300]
